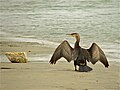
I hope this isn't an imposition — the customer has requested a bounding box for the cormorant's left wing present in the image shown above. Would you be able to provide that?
[87,43,109,67]
[49,40,73,64]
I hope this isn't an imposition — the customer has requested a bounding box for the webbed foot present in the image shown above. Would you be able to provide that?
[75,69,77,71]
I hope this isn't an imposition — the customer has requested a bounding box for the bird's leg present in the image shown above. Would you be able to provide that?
[85,60,87,66]
[74,61,77,71]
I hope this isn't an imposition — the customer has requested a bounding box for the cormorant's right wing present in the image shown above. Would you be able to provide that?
[49,40,73,64]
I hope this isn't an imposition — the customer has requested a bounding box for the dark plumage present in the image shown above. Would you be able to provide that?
[49,33,109,72]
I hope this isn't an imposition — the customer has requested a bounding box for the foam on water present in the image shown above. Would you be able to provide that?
[0,31,59,48]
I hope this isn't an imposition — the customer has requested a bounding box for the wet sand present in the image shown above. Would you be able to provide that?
[0,41,120,90]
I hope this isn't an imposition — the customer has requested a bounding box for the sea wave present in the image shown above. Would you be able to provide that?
[0,31,59,48]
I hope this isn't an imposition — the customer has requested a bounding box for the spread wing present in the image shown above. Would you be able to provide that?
[87,43,109,67]
[49,40,73,64]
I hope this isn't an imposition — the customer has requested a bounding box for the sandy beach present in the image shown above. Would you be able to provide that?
[0,41,120,90]
[1,62,120,90]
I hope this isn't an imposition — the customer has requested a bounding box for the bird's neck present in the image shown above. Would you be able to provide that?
[74,36,80,48]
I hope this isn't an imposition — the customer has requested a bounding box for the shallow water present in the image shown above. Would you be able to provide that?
[0,0,120,62]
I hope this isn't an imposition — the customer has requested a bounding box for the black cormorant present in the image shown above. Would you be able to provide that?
[49,33,109,72]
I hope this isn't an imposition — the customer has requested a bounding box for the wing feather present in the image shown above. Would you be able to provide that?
[49,40,73,64]
[88,43,109,67]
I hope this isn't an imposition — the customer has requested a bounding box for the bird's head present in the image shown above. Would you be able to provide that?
[66,33,80,38]
[66,33,80,42]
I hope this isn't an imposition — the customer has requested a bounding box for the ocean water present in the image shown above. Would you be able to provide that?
[0,0,120,62]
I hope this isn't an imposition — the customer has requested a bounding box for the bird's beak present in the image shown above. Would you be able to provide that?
[66,34,73,37]
[66,34,71,35]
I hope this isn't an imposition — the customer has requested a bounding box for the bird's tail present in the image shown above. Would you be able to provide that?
[78,65,93,72]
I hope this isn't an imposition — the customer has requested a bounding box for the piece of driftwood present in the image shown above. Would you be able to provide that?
[5,52,28,63]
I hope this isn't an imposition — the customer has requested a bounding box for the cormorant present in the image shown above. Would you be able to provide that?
[49,33,109,72]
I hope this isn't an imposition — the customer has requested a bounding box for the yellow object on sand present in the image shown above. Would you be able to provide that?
[5,52,28,63]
